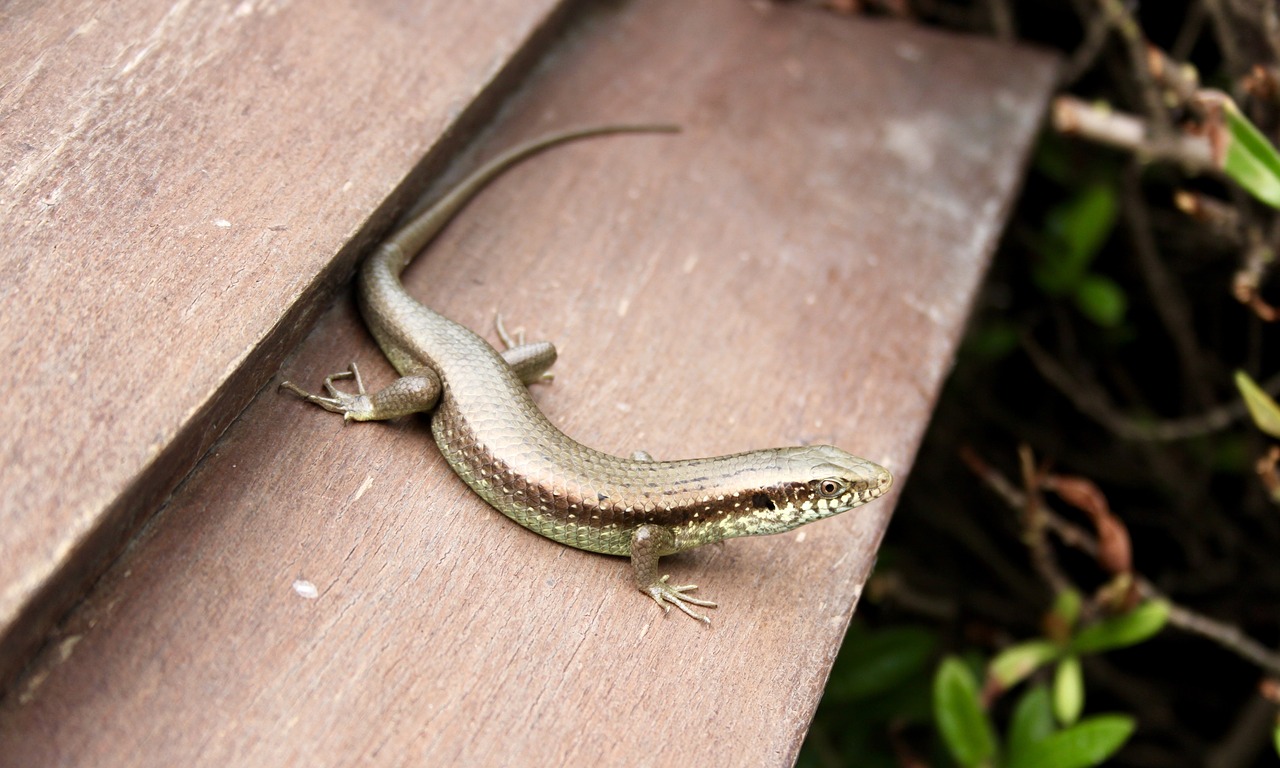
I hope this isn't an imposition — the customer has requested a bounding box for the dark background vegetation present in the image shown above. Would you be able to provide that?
[797,1,1280,766]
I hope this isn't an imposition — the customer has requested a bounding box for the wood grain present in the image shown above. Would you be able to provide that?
[0,0,1057,765]
[0,0,575,689]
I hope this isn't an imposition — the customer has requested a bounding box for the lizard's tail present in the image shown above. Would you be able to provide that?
[376,123,681,276]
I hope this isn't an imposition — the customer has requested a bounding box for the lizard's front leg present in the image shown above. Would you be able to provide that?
[630,524,717,623]
[281,362,442,421]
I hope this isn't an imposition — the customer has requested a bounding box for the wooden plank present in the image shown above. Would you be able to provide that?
[0,0,1057,765]
[0,0,577,688]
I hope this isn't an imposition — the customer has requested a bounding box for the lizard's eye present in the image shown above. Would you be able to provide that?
[817,479,843,498]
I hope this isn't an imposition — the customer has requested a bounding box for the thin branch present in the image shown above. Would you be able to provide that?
[1017,445,1073,595]
[1155,598,1280,677]
[1205,694,1280,768]
[867,572,959,622]
[1122,162,1218,407]
[1201,0,1248,83]
[1060,10,1113,86]
[1052,96,1213,168]
[958,447,1066,604]
[984,0,1016,42]
[963,446,1073,596]
[1175,190,1244,243]
[1234,222,1280,322]
[1171,0,1208,62]
[1021,334,1280,441]
[1096,0,1173,135]
[967,450,1280,678]
[1147,43,1202,109]
[1266,4,1280,65]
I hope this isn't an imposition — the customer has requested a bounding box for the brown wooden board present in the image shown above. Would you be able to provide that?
[0,0,1057,765]
[0,0,576,689]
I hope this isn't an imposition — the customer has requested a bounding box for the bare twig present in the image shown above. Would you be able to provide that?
[1171,0,1208,62]
[1147,44,1201,109]
[959,447,1063,601]
[1205,693,1280,768]
[1096,0,1173,135]
[1021,334,1280,441]
[1202,0,1248,83]
[1060,10,1113,86]
[1017,445,1073,595]
[1254,446,1280,502]
[961,445,1026,508]
[866,572,959,622]
[1242,64,1280,105]
[1265,3,1280,64]
[984,0,1016,42]
[1155,598,1280,677]
[965,448,1280,678]
[1175,190,1243,242]
[1122,162,1218,407]
[1052,96,1214,168]
[1081,654,1186,738]
[1234,222,1280,321]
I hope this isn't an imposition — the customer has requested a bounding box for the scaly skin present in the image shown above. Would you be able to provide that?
[282,125,892,622]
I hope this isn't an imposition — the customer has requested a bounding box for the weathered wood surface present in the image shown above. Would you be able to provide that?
[0,0,575,688]
[0,0,1057,765]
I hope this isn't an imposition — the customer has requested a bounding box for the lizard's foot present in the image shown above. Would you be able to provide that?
[280,363,376,421]
[495,313,524,348]
[644,575,717,623]
[495,313,557,384]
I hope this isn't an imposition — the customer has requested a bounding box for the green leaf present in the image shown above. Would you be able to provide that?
[989,641,1061,689]
[1035,184,1119,295]
[1053,590,1083,629]
[1045,590,1083,644]
[1007,684,1055,761]
[1033,131,1076,185]
[825,625,937,702]
[966,321,1021,360]
[1053,655,1084,725]
[934,656,997,767]
[1220,99,1280,209]
[1007,715,1135,768]
[1070,600,1170,654]
[1073,274,1127,327]
[1234,370,1280,439]
[1273,721,1279,757]
[1209,432,1253,474]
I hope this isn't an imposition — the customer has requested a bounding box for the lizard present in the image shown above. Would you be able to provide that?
[281,124,892,622]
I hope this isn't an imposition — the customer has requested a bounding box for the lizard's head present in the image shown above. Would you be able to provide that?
[730,445,892,537]
[783,444,892,517]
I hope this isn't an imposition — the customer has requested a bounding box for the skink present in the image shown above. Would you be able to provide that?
[282,125,892,622]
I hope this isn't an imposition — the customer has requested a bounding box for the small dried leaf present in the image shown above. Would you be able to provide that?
[1258,677,1280,704]
[1046,475,1132,574]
